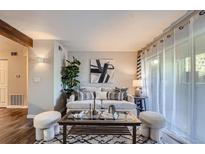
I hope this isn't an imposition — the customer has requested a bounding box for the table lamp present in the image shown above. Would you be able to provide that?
[132,80,142,96]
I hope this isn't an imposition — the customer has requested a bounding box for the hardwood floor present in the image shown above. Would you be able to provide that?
[0,108,35,144]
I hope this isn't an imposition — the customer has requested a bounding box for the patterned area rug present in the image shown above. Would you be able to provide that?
[35,126,157,144]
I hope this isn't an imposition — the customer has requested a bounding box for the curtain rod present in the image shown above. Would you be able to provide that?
[140,10,200,52]
[163,10,198,33]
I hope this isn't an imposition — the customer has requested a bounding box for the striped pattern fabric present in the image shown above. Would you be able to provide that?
[78,91,94,101]
[107,91,123,101]
[114,87,128,101]
[76,87,128,101]
[137,50,142,80]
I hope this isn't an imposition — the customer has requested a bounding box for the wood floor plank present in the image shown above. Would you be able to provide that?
[0,108,35,144]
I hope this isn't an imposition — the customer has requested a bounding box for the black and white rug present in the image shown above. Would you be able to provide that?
[35,126,157,144]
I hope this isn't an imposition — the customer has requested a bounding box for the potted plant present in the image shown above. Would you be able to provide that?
[61,57,81,97]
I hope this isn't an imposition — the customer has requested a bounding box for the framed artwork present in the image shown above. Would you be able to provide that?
[90,59,115,83]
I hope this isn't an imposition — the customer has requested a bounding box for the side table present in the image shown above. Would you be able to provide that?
[133,96,148,115]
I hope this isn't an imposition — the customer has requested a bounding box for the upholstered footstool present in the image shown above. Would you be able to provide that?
[139,111,166,142]
[34,111,61,141]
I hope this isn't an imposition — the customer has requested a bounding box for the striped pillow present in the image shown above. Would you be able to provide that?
[115,87,128,100]
[78,91,94,101]
[107,91,123,101]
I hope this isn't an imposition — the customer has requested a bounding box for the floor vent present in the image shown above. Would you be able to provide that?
[10,94,24,106]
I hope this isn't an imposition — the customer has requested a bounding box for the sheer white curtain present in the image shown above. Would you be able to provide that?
[174,21,192,139]
[142,11,205,143]
[164,33,175,129]
[157,40,165,115]
[193,12,205,143]
[141,51,147,97]
[145,45,160,112]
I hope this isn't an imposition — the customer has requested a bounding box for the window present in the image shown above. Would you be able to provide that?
[142,12,205,143]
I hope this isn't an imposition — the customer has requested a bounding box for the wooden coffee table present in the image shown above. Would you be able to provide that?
[58,110,141,144]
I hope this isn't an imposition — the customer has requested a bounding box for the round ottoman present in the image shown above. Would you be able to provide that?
[139,111,166,142]
[34,111,61,141]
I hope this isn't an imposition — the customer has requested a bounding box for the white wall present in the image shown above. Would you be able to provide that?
[28,40,54,116]
[67,51,137,94]
[0,35,28,106]
[53,42,67,108]
[28,40,67,116]
[28,42,136,116]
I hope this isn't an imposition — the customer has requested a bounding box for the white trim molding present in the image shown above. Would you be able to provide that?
[27,114,36,119]
[7,106,28,108]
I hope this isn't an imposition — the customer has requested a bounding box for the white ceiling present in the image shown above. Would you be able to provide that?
[0,10,186,52]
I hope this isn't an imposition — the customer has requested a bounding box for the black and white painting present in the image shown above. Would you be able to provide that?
[90,59,115,83]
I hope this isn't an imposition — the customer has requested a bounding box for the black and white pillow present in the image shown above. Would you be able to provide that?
[115,87,128,101]
[107,90,123,101]
[78,90,94,101]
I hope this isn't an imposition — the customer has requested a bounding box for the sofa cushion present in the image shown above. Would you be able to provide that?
[101,100,136,109]
[107,90,123,100]
[96,91,108,100]
[101,87,114,92]
[68,94,75,102]
[80,86,101,92]
[67,100,101,109]
[78,90,94,101]
[115,87,128,100]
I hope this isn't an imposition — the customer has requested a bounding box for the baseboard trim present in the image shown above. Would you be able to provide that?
[7,106,28,108]
[27,114,36,119]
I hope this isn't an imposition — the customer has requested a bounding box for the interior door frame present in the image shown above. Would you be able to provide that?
[0,59,8,107]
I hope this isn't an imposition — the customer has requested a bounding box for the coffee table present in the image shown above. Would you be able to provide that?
[58,110,141,144]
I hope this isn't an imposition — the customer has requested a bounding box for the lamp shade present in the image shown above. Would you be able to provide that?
[132,80,142,87]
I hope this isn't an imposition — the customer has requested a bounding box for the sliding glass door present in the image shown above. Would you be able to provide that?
[164,33,175,129]
[174,21,192,139]
[141,11,205,143]
[146,46,160,112]
[193,13,205,143]
[158,41,164,115]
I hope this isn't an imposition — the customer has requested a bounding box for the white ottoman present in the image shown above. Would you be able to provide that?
[34,111,61,141]
[139,111,166,142]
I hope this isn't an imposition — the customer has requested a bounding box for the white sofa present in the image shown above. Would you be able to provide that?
[66,87,137,116]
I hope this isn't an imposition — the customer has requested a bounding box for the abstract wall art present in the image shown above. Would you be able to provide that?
[90,59,115,83]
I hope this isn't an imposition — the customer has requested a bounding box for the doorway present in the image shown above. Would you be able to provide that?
[0,35,28,108]
[0,60,8,107]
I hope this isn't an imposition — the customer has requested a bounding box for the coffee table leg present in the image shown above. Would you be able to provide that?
[63,124,67,144]
[133,126,136,144]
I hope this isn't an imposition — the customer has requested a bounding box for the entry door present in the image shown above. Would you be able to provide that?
[0,60,8,107]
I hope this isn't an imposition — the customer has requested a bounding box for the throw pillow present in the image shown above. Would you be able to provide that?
[115,87,128,101]
[80,87,101,92]
[96,91,108,100]
[78,90,94,101]
[69,95,75,101]
[101,87,114,92]
[107,90,123,101]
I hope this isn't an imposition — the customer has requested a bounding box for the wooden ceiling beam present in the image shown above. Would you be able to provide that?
[0,19,33,47]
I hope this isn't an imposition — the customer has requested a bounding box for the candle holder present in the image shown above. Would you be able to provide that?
[92,92,98,115]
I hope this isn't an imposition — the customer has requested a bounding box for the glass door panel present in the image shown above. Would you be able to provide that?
[157,41,164,114]
[174,22,192,139]
[164,33,175,129]
[141,52,147,96]
[146,54,160,112]
[193,12,205,143]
